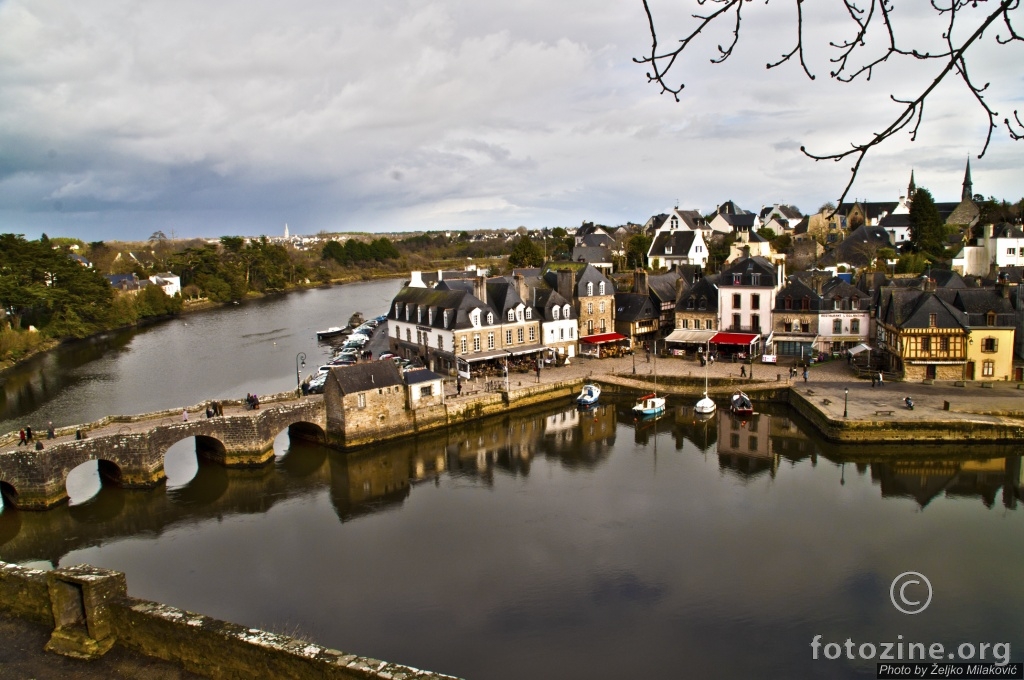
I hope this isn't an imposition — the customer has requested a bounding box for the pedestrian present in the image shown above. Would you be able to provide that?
[740,365,746,377]
[456,378,462,396]
[47,421,55,439]
[710,354,715,365]
[802,367,809,383]
[536,363,541,382]
[25,425,32,442]
[18,429,26,446]
[871,373,877,388]
[252,394,259,409]
[645,348,650,363]
[877,371,884,387]
[206,405,214,418]
[182,409,188,422]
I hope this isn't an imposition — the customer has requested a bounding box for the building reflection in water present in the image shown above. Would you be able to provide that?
[1,402,1022,569]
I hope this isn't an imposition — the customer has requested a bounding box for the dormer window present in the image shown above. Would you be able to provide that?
[670,216,678,229]
[785,297,792,310]
[733,274,742,285]
[552,306,560,320]
[698,297,707,311]
[417,306,423,323]
[443,310,449,326]
[525,308,532,320]
[929,313,937,328]
[833,298,841,310]
[405,306,411,321]
[563,304,571,318]
[587,282,593,296]
[751,273,761,286]
[395,302,402,316]
[665,246,673,255]
[687,298,694,310]
[987,311,996,326]
[507,309,515,322]
[487,312,494,325]
[428,308,434,325]
[599,282,605,295]
[851,298,859,310]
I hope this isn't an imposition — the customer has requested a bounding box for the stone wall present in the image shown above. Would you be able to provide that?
[0,560,460,680]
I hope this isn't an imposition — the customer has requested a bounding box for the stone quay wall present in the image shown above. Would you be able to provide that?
[0,560,459,680]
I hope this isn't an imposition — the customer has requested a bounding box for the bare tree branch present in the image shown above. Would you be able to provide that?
[636,0,1022,206]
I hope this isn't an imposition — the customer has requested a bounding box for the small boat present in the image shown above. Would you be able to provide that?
[730,391,753,417]
[633,392,666,417]
[694,340,716,415]
[577,383,601,407]
[316,326,350,340]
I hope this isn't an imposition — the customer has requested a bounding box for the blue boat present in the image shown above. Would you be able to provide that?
[577,383,601,407]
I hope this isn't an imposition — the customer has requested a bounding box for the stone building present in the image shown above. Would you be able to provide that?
[324,362,409,448]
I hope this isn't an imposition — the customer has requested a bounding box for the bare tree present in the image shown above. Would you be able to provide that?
[635,1,1022,205]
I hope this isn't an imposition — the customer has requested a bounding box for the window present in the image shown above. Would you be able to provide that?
[395,302,402,316]
[833,298,841,310]
[670,216,678,228]
[357,393,366,409]
[681,319,689,329]
[751,314,760,332]
[733,294,742,308]
[928,313,937,327]
[833,319,842,334]
[784,322,793,332]
[599,301,605,313]
[525,308,532,320]
[428,308,434,325]
[460,337,468,354]
[552,306,560,320]
[851,298,859,310]
[529,326,536,341]
[588,320,594,334]
[406,328,411,342]
[600,318,606,332]
[851,319,860,334]
[982,337,998,352]
[506,330,513,344]
[443,310,449,326]
[416,307,422,323]
[687,298,694,310]
[395,326,400,339]
[751,294,760,309]
[508,310,515,321]
[983,360,994,377]
[420,385,433,398]
[699,298,707,310]
[733,314,741,329]
[665,246,673,255]
[987,312,996,326]
[751,274,761,286]
[559,328,565,340]
[517,328,524,343]
[733,274,742,285]
[473,334,481,351]
[587,302,593,314]
[563,304,571,318]
[487,332,495,350]
[940,336,949,352]
[921,336,931,352]
[801,298,810,311]
[587,282,593,296]
[1008,248,1016,256]
[599,282,605,295]
[706,319,713,330]
[405,306,411,321]
[785,297,792,310]
[487,312,494,325]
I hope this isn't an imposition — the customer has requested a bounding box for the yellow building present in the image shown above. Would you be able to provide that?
[966,326,1015,381]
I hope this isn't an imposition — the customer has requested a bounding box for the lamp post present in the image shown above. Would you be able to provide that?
[296,352,306,391]
[843,387,849,418]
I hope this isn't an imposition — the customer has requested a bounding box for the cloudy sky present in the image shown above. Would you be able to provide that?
[0,0,1020,241]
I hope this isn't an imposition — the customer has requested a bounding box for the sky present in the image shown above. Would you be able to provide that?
[0,0,1020,241]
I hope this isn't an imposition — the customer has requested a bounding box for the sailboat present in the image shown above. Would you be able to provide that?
[633,340,666,417]
[694,343,716,415]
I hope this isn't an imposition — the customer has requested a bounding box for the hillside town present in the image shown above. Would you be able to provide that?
[385,164,1024,384]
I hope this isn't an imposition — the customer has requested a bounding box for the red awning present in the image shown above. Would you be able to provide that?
[580,332,628,345]
[710,332,760,345]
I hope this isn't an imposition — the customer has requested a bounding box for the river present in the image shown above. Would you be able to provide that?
[1,281,1023,679]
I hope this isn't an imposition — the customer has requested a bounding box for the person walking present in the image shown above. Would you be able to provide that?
[802,367,809,383]
[871,373,877,388]
[740,365,746,377]
[877,371,884,387]
[182,409,188,422]
[18,429,26,447]
[25,425,32,442]
[456,378,462,396]
[536,363,541,383]
[47,421,55,439]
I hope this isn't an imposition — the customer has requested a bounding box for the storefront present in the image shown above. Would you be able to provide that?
[579,332,629,358]
[663,329,716,356]
[455,344,548,379]
[710,331,761,359]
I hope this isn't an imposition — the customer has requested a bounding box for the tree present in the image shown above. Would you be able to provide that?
[626,233,652,268]
[636,2,1023,205]
[757,227,777,241]
[909,187,946,256]
[508,235,545,268]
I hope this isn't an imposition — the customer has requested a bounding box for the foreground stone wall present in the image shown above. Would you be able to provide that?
[0,560,460,680]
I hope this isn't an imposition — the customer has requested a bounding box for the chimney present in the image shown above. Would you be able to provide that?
[556,269,575,302]
[437,269,444,283]
[409,271,425,288]
[812,273,823,296]
[675,274,684,301]
[634,269,649,296]
[513,273,528,302]
[743,245,751,259]
[474,272,488,305]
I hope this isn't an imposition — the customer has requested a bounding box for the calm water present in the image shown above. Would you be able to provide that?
[1,282,1023,678]
[0,280,403,435]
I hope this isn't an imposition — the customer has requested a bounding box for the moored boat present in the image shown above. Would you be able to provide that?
[316,326,350,340]
[633,392,666,417]
[730,390,753,417]
[577,383,601,407]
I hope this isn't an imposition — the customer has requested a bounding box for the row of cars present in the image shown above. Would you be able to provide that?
[304,315,389,394]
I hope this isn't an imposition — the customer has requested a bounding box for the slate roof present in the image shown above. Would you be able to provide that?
[388,284,489,331]
[675,275,720,312]
[649,230,699,259]
[758,204,803,221]
[878,288,968,330]
[542,263,614,298]
[404,368,445,385]
[719,256,777,286]
[774,278,822,312]
[579,233,615,248]
[486,279,526,317]
[532,287,576,321]
[938,288,1016,326]
[992,223,1024,239]
[571,245,613,264]
[716,200,749,216]
[878,213,910,229]
[719,213,758,230]
[328,361,404,395]
[614,293,658,322]
[821,278,871,304]
[837,201,899,222]
[820,225,892,268]
[647,270,682,305]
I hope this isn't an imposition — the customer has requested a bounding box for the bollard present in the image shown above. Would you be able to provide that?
[943,400,950,411]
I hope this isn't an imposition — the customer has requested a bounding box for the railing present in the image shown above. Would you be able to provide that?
[726,325,763,334]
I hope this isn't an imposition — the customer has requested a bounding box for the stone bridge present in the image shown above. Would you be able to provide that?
[0,394,326,510]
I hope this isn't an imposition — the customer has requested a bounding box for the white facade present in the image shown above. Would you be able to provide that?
[816,310,871,348]
[149,273,181,297]
[718,285,777,335]
[542,302,577,357]
[952,225,1024,276]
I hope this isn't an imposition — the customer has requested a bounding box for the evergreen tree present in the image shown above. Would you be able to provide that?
[508,235,544,268]
[909,187,945,256]
[625,233,652,268]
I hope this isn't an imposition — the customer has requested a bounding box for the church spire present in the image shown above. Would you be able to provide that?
[962,158,973,202]
[908,169,916,197]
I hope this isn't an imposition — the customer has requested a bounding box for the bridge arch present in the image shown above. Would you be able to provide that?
[286,420,327,445]
[65,458,123,505]
[0,480,17,509]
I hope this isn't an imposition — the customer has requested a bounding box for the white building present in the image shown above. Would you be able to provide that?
[717,256,782,337]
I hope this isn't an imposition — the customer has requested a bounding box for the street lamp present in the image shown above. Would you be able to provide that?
[296,352,306,391]
[843,387,849,418]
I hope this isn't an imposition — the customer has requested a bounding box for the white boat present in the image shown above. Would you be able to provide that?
[577,383,601,407]
[694,340,716,415]
[633,392,666,416]
[730,391,754,417]
[316,326,349,340]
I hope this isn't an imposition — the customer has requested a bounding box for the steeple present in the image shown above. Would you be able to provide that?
[907,169,916,197]
[961,158,973,202]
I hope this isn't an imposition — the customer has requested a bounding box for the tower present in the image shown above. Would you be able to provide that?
[961,158,973,202]
[907,169,916,198]
[284,223,290,239]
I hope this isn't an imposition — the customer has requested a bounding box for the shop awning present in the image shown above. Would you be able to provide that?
[710,332,760,346]
[508,343,548,356]
[580,332,628,345]
[848,343,872,355]
[772,334,819,343]
[458,348,512,364]
[664,329,717,344]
